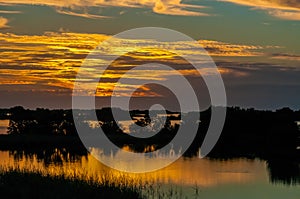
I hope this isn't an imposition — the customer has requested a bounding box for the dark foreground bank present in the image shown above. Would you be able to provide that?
[0,169,143,199]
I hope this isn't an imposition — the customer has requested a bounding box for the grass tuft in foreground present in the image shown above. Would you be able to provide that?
[0,168,143,199]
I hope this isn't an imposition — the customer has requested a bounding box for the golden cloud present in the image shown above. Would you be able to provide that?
[0,31,265,97]
[222,0,300,20]
[152,0,208,16]
[0,16,9,28]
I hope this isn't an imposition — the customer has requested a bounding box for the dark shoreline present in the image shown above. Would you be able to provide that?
[0,168,142,199]
[0,106,299,162]
[0,133,299,159]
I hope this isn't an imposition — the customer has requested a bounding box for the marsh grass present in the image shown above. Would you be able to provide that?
[0,167,196,199]
[0,167,142,199]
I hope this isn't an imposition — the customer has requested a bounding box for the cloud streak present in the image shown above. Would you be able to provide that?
[56,9,111,19]
[0,0,209,17]
[222,0,300,20]
[0,10,21,14]
[0,31,275,97]
[200,40,263,56]
[271,53,300,61]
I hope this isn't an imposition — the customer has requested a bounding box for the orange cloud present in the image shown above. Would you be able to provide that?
[0,16,9,28]
[0,31,267,97]
[152,0,208,16]
[0,32,108,95]
[222,0,300,20]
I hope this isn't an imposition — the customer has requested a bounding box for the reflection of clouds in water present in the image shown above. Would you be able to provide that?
[0,120,9,135]
[0,150,269,187]
[118,120,135,133]
[89,146,181,172]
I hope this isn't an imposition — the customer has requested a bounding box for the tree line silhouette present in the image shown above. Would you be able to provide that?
[0,106,299,155]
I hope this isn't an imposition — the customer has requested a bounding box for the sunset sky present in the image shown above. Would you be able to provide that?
[0,0,299,109]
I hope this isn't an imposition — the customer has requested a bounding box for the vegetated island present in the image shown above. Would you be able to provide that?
[0,106,299,159]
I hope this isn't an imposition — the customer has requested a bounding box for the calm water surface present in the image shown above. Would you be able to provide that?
[0,120,9,135]
[0,148,299,199]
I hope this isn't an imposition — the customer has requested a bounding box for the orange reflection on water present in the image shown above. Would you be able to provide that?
[0,120,9,135]
[0,150,268,187]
